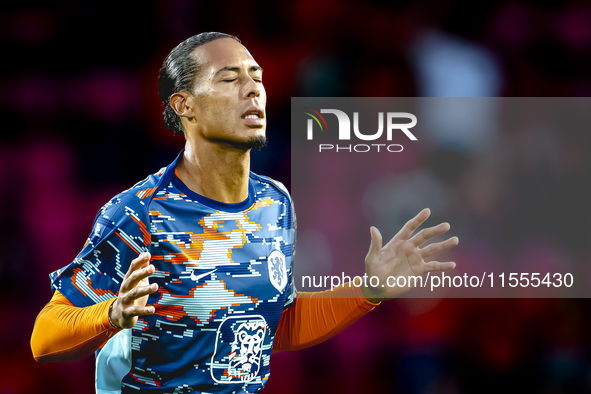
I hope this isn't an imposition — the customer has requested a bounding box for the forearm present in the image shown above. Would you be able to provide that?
[31,290,121,363]
[272,283,379,353]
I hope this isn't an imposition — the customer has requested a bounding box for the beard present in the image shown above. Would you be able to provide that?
[233,135,268,151]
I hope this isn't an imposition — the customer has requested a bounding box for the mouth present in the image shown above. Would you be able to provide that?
[242,107,264,119]
[242,107,265,127]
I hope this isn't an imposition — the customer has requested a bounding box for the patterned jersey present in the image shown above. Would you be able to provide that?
[49,151,297,394]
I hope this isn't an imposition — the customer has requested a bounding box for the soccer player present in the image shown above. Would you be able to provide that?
[31,32,458,393]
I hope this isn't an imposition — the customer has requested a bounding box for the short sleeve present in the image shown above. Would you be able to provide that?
[283,197,298,308]
[49,192,151,307]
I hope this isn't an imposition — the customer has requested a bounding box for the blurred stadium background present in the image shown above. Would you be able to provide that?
[2,0,591,393]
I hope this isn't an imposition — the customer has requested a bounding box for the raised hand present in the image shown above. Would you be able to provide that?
[361,208,458,303]
[110,252,159,329]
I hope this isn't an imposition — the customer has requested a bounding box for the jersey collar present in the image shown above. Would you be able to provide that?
[161,149,255,212]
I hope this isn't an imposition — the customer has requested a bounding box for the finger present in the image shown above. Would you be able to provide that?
[122,264,155,292]
[420,236,459,258]
[365,226,383,262]
[123,252,151,281]
[122,283,159,303]
[394,208,431,241]
[125,264,155,291]
[409,222,451,247]
[122,305,156,318]
[423,261,456,273]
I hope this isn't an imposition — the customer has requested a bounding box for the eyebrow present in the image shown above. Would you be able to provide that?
[214,65,263,75]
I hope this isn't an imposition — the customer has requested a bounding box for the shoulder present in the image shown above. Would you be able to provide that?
[249,172,292,202]
[93,166,169,229]
[123,165,168,201]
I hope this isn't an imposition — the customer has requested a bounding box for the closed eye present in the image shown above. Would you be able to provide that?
[222,79,236,82]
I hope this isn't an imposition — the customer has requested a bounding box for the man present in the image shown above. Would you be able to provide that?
[31,32,458,393]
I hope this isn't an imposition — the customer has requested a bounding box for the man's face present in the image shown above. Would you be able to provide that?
[187,38,266,149]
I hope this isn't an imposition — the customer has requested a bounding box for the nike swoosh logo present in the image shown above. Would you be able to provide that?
[190,268,217,281]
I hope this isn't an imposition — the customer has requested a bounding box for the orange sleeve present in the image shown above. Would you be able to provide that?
[272,283,380,353]
[31,290,121,363]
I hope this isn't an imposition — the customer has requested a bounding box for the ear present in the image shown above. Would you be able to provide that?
[169,91,196,119]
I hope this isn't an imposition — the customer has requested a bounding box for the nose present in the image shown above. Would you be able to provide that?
[247,87,260,99]
[244,78,261,99]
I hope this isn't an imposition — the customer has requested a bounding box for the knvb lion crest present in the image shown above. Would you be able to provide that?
[211,315,267,384]
[227,321,266,382]
[267,250,287,292]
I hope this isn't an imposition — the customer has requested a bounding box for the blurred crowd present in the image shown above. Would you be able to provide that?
[1,0,591,393]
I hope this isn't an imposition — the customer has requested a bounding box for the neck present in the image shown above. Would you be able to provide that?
[177,139,251,204]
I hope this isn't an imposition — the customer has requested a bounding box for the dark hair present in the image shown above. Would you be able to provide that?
[158,32,241,135]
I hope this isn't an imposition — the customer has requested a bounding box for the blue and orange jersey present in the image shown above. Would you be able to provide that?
[49,150,297,394]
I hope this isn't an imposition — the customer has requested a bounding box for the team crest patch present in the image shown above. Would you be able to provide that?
[267,249,287,292]
[211,315,267,384]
